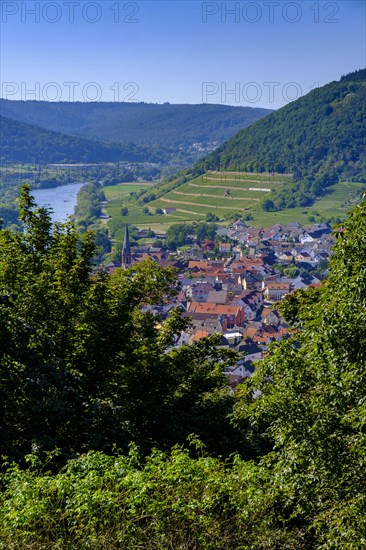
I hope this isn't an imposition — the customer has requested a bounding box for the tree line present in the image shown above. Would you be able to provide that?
[0,115,183,165]
[0,187,365,548]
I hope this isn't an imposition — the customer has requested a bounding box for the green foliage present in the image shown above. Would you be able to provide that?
[196,70,366,208]
[282,265,300,278]
[206,212,220,222]
[261,198,275,212]
[0,115,174,164]
[0,447,279,550]
[165,223,193,249]
[0,100,270,152]
[74,181,105,226]
[0,201,20,228]
[0,187,242,462]
[195,222,217,243]
[1,190,366,549]
[340,68,366,82]
[234,198,366,546]
[165,222,217,249]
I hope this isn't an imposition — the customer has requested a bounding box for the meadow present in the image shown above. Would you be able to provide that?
[103,181,196,232]
[103,174,366,232]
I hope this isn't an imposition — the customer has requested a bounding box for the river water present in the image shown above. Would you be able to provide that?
[32,183,84,223]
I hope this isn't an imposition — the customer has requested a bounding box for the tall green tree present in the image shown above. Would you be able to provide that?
[234,198,366,546]
[1,194,365,549]
[0,187,241,462]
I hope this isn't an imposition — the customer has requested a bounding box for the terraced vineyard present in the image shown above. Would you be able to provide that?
[103,181,198,232]
[150,171,292,220]
[103,174,366,232]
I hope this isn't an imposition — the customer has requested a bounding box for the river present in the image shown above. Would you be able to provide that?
[32,183,84,223]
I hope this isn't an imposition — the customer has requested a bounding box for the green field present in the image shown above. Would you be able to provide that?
[151,172,291,219]
[103,182,155,200]
[147,171,292,222]
[103,174,366,232]
[103,181,197,231]
[243,181,366,226]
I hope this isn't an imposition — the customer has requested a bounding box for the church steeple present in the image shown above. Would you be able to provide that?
[121,224,132,268]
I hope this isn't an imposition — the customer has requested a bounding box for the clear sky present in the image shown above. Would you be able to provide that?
[1,0,365,108]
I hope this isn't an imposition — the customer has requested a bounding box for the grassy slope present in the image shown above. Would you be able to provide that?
[104,182,197,232]
[104,174,366,231]
[134,69,365,224]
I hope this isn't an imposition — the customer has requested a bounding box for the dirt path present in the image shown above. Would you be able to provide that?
[201,176,278,185]
[188,183,269,193]
[173,190,260,201]
[207,170,292,177]
[159,197,248,210]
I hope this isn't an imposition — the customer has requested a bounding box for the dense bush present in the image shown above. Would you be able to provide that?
[0,187,243,462]
[1,189,365,549]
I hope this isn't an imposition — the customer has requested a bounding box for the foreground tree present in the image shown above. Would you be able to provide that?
[0,187,241,462]
[234,197,366,546]
[1,193,365,548]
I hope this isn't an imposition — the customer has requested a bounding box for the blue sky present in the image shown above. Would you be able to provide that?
[1,0,365,108]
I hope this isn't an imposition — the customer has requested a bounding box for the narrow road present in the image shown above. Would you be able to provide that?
[173,190,260,201]
[201,176,278,185]
[159,197,249,209]
[188,183,269,193]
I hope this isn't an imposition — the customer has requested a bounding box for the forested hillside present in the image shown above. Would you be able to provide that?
[0,115,180,164]
[0,100,271,150]
[200,70,365,205]
[0,188,365,548]
[138,70,365,211]
[201,69,365,182]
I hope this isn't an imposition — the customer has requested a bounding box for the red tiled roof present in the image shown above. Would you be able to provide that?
[245,327,258,339]
[190,330,210,342]
[188,302,244,317]
[188,261,210,270]
[266,283,290,290]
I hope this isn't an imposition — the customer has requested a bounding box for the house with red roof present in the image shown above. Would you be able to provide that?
[187,302,245,329]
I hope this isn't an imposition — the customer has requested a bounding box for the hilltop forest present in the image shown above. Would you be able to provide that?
[0,187,365,548]
[0,100,271,151]
[143,69,365,212]
[0,115,180,165]
[198,69,366,208]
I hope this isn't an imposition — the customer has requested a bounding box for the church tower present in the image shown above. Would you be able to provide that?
[121,224,132,268]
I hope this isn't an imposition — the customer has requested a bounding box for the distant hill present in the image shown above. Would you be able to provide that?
[0,115,178,164]
[196,69,366,206]
[0,101,271,152]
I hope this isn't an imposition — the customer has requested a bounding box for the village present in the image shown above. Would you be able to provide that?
[100,217,336,387]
